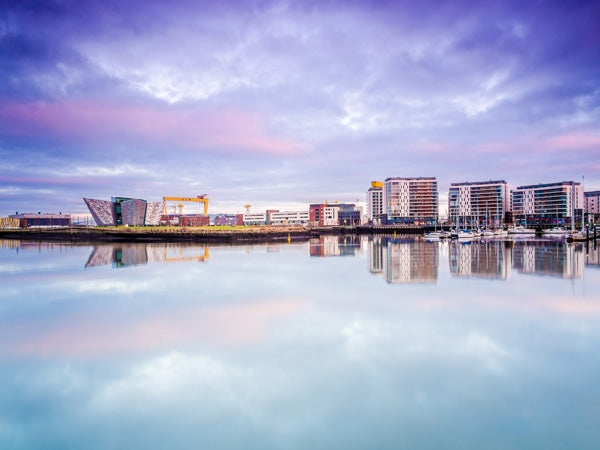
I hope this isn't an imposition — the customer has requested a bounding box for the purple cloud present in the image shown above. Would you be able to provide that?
[1,0,599,215]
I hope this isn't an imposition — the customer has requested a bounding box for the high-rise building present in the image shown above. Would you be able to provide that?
[448,180,510,228]
[382,177,438,225]
[511,181,583,226]
[367,181,384,224]
[585,190,600,222]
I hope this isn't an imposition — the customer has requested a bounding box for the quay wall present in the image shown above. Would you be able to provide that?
[0,225,438,243]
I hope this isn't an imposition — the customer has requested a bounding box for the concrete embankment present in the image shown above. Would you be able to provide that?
[0,224,437,243]
[0,226,326,244]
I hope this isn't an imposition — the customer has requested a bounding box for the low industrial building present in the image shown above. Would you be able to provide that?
[8,213,71,228]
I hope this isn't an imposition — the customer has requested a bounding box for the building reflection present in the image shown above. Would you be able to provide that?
[512,240,583,279]
[449,240,512,279]
[364,237,588,283]
[584,242,600,269]
[368,236,438,284]
[309,235,362,257]
[85,244,209,268]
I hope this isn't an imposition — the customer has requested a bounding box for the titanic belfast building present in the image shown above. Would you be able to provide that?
[84,197,164,226]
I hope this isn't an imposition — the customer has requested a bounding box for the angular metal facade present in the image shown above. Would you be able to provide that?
[121,199,147,226]
[145,202,164,226]
[84,198,116,226]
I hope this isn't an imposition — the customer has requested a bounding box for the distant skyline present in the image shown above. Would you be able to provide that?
[1,0,599,216]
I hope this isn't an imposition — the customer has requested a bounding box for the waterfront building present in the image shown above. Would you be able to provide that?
[213,215,239,226]
[309,203,361,226]
[585,190,600,222]
[367,181,384,225]
[84,197,164,226]
[267,210,309,226]
[382,177,438,225]
[243,212,267,225]
[448,180,510,228]
[511,181,583,227]
[8,213,71,228]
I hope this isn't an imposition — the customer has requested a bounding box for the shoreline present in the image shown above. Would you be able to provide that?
[0,224,432,243]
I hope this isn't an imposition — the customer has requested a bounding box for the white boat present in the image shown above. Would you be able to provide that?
[543,227,568,237]
[457,229,478,240]
[494,229,509,237]
[424,230,444,240]
[508,226,536,235]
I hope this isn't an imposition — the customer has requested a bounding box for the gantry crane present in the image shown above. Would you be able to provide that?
[162,195,209,215]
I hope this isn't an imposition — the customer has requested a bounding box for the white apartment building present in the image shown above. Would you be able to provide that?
[367,181,384,224]
[448,180,510,228]
[268,210,309,226]
[242,212,267,225]
[585,191,600,221]
[511,181,583,226]
[383,177,438,225]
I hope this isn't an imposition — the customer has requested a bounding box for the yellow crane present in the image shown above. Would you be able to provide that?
[162,195,209,215]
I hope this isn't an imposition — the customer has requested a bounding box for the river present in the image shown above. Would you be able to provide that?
[1,236,599,449]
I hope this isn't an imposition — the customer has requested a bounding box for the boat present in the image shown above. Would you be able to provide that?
[508,225,536,235]
[424,230,444,240]
[494,228,509,237]
[543,227,568,237]
[457,229,478,240]
[481,229,496,238]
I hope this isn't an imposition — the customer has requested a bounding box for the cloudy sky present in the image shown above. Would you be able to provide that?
[1,0,599,216]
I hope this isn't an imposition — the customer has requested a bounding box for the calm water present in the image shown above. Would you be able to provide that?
[1,236,599,449]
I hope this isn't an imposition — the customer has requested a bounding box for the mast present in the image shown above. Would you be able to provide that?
[571,180,575,232]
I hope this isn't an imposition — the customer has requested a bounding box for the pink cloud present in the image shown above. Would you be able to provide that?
[543,132,600,151]
[2,297,308,358]
[0,100,300,156]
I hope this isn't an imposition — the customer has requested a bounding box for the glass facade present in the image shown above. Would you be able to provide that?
[383,177,438,225]
[448,181,508,228]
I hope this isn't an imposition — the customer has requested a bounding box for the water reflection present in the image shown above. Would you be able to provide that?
[585,243,600,269]
[309,235,362,257]
[77,237,595,281]
[85,243,210,268]
[363,236,591,282]
[449,240,511,279]
[512,240,583,278]
[1,237,600,449]
[368,236,438,283]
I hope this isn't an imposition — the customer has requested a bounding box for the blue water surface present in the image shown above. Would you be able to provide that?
[0,237,599,449]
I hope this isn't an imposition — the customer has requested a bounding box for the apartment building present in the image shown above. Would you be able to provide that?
[367,181,384,224]
[382,177,438,225]
[448,180,510,228]
[267,210,309,226]
[511,181,583,226]
[585,190,600,222]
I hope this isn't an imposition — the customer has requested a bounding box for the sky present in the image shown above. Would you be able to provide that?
[1,0,599,216]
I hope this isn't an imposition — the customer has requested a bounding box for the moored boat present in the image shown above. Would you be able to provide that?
[508,226,536,235]
[543,227,568,237]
